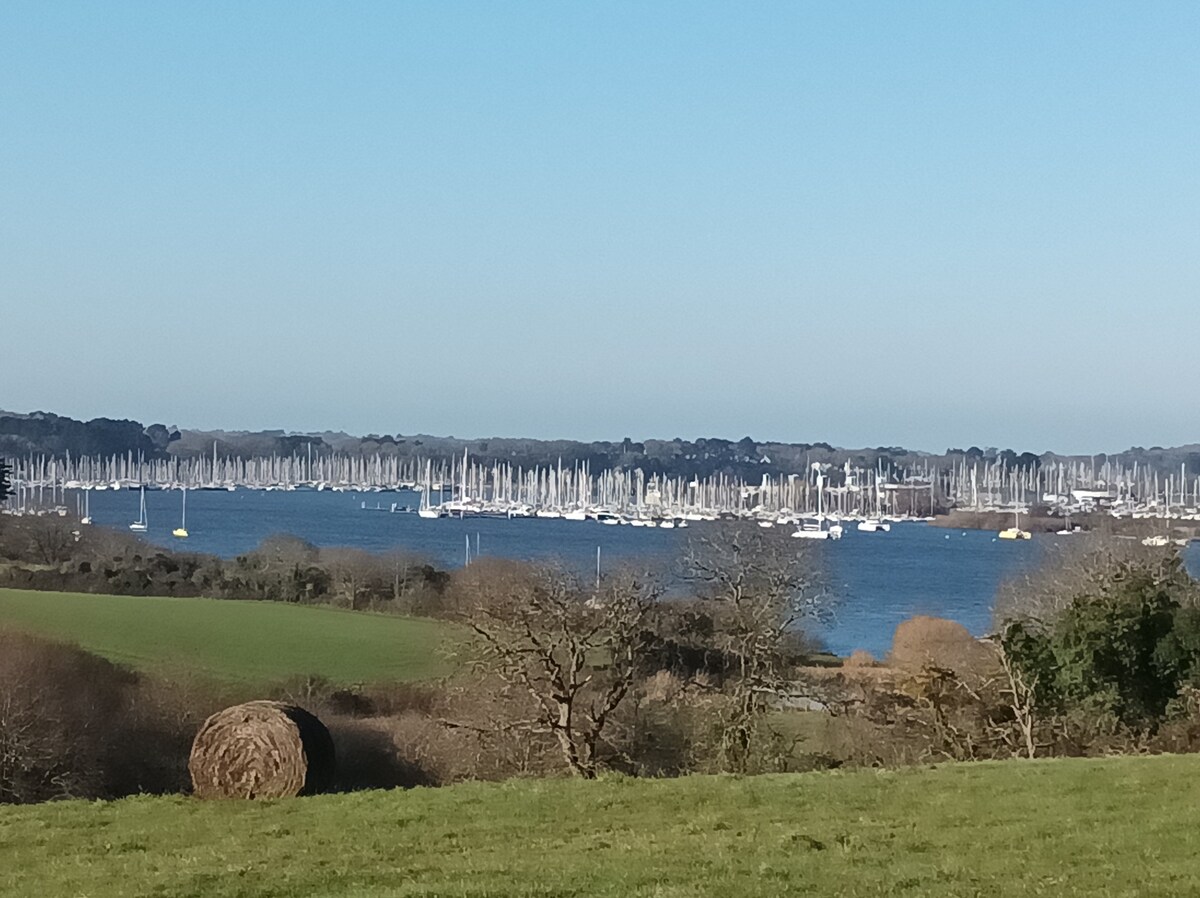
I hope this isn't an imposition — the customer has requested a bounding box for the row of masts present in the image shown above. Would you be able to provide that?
[5,450,1200,522]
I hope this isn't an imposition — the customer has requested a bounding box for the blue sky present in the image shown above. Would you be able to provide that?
[2,2,1197,453]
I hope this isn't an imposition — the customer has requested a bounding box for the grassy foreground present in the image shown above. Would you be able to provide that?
[0,588,448,684]
[3,756,1200,897]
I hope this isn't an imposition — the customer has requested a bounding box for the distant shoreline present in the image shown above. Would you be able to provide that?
[931,509,1199,541]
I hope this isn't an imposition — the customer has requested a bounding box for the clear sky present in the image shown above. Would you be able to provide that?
[2,2,1197,454]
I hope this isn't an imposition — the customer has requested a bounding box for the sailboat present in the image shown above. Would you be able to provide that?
[172,488,189,538]
[1142,514,1171,547]
[80,488,92,526]
[998,506,1031,540]
[418,461,443,519]
[129,486,148,532]
[793,517,842,540]
[1055,511,1080,536]
[793,468,843,540]
[857,518,890,532]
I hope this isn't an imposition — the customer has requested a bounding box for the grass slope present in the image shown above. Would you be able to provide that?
[3,756,1200,897]
[0,588,448,684]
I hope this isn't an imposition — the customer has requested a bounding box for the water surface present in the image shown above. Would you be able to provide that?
[76,488,1199,656]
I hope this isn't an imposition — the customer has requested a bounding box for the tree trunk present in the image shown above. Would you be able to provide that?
[554,700,594,778]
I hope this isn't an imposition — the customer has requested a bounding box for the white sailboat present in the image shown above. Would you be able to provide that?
[1142,515,1172,547]
[793,518,833,539]
[793,468,842,540]
[172,488,189,538]
[418,462,443,518]
[80,488,92,525]
[129,486,148,532]
[857,518,890,533]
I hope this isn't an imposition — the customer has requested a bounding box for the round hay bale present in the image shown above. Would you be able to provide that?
[189,701,335,799]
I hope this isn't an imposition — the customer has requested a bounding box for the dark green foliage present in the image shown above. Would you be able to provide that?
[0,517,448,612]
[1001,556,1200,731]
[0,458,10,503]
[0,412,166,459]
[1153,606,1200,688]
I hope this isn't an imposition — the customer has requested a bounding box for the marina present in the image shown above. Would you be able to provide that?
[6,449,1200,657]
[6,449,1200,528]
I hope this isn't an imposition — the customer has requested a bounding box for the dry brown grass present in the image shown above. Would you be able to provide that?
[889,615,998,679]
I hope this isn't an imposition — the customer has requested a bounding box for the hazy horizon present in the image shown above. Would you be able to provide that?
[3,3,1197,454]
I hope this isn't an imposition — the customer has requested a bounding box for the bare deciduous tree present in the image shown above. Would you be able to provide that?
[322,547,379,610]
[454,559,658,779]
[24,516,79,566]
[0,631,131,804]
[993,534,1193,626]
[994,633,1039,759]
[679,524,829,772]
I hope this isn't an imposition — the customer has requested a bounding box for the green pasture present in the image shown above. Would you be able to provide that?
[3,755,1199,896]
[0,588,449,684]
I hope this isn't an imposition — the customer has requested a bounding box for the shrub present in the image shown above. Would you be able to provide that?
[1001,556,1200,735]
[0,630,134,803]
[889,616,998,683]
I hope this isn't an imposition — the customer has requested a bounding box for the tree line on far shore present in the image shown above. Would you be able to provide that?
[7,409,1200,483]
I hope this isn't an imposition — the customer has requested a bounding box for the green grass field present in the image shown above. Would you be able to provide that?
[0,588,449,684]
[2,755,1199,896]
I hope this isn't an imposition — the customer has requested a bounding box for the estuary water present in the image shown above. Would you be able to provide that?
[75,488,1200,657]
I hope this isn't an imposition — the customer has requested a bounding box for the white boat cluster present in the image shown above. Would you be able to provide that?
[406,454,905,539]
[946,456,1200,521]
[5,450,1200,535]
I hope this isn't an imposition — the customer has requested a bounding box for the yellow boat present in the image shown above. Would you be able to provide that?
[172,488,189,538]
[999,507,1031,540]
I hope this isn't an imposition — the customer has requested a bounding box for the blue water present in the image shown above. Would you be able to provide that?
[74,488,1200,657]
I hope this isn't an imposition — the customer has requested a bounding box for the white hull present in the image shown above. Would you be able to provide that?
[857,520,890,533]
[792,519,842,540]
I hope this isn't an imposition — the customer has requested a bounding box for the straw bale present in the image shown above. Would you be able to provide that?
[188,701,335,799]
